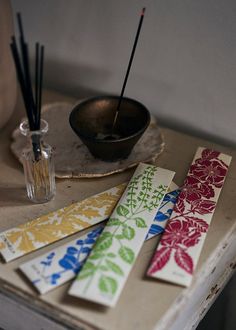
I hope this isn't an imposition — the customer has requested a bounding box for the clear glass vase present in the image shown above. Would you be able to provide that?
[20,119,56,203]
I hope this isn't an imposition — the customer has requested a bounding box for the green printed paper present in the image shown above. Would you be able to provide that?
[69,163,175,307]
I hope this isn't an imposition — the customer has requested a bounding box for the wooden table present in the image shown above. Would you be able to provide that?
[0,91,235,330]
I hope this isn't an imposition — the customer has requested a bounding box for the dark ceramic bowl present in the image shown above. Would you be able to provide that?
[69,95,150,162]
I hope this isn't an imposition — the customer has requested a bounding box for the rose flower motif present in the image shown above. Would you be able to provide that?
[180,176,214,203]
[195,149,220,163]
[190,159,227,188]
[162,220,200,248]
[180,230,201,247]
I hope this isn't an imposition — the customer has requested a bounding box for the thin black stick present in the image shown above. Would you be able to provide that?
[35,42,40,128]
[16,12,25,40]
[112,7,146,132]
[37,45,44,129]
[17,12,36,127]
[11,12,45,161]
[23,43,36,124]
[10,38,34,130]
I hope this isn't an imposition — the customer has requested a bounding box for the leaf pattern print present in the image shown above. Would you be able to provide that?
[26,226,104,293]
[147,247,172,274]
[20,186,179,294]
[146,188,179,240]
[75,164,171,300]
[174,247,193,274]
[0,184,126,261]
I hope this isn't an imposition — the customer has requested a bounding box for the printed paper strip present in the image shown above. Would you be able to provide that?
[19,186,179,294]
[19,226,105,294]
[146,184,179,240]
[0,184,126,262]
[0,179,178,263]
[147,147,231,287]
[69,163,175,307]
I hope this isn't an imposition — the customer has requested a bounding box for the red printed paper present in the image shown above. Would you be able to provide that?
[147,147,231,286]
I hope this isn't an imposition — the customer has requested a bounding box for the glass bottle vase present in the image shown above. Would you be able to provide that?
[20,119,56,203]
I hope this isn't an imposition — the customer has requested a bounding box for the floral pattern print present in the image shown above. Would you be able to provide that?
[161,220,201,248]
[190,159,228,188]
[148,147,231,284]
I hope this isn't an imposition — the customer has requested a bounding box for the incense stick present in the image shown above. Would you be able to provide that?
[111,7,146,133]
[10,37,35,130]
[11,12,44,131]
[17,13,36,124]
[35,42,40,128]
[10,12,45,160]
[37,45,44,130]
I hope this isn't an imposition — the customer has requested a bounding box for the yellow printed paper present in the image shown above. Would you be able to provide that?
[0,184,126,262]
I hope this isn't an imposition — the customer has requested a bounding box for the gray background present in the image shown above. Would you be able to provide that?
[10,1,236,329]
[11,0,236,147]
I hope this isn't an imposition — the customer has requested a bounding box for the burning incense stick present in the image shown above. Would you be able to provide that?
[111,7,146,134]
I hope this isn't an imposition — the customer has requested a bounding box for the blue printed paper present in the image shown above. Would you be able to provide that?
[146,188,180,240]
[20,226,104,294]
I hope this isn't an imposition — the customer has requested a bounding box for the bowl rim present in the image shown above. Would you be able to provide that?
[69,95,151,144]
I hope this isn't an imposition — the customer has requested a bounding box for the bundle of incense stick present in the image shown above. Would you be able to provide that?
[10,13,52,200]
[10,13,44,146]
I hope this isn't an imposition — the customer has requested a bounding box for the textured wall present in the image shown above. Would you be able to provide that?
[11,0,236,146]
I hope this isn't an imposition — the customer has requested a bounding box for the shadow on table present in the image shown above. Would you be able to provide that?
[62,290,108,313]
[0,185,30,206]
